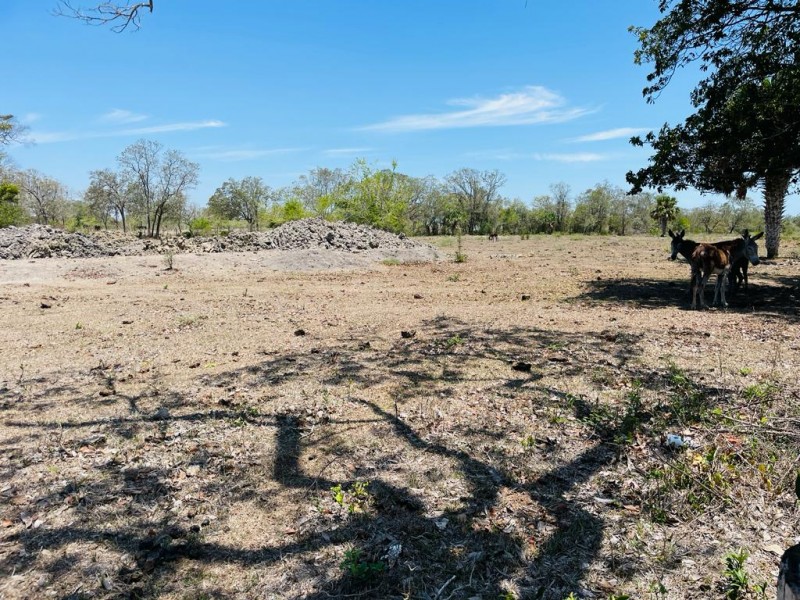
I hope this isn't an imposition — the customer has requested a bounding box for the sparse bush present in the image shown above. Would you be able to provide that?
[341,548,384,581]
[163,250,175,270]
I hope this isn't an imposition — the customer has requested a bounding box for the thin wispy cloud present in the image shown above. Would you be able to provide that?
[571,127,648,142]
[20,113,42,124]
[99,108,148,124]
[323,147,373,156]
[124,120,225,135]
[193,146,304,162]
[30,120,226,144]
[465,149,609,162]
[361,86,593,132]
[534,152,606,162]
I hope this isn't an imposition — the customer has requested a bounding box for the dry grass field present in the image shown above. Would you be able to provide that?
[1,234,799,600]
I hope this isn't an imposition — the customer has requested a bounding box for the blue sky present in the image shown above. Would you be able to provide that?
[4,1,796,214]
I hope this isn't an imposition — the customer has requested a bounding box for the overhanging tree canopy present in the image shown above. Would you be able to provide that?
[630,0,800,257]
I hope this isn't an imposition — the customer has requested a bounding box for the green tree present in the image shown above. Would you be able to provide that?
[0,182,23,227]
[208,176,272,231]
[630,0,800,257]
[629,192,657,234]
[337,160,418,233]
[444,168,506,234]
[611,191,655,235]
[720,193,761,234]
[498,199,530,235]
[410,181,451,235]
[280,197,307,222]
[650,194,679,237]
[530,195,557,234]
[571,183,615,234]
[293,167,349,218]
[691,200,723,234]
[549,182,572,233]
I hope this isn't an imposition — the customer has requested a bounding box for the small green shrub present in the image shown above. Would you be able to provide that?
[341,548,384,580]
[446,334,464,349]
[722,549,766,599]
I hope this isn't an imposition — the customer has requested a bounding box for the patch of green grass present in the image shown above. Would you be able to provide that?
[341,548,384,581]
[577,389,647,444]
[331,484,345,506]
[649,581,668,599]
[658,362,709,426]
[742,382,778,402]
[381,257,401,266]
[330,481,373,514]
[446,334,464,349]
[644,442,742,522]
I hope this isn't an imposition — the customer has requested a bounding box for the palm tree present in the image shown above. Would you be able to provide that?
[650,194,679,237]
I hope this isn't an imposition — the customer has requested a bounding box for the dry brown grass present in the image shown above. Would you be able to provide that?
[1,234,799,599]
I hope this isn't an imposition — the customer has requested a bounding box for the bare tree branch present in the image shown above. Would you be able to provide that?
[54,1,154,32]
[0,115,29,146]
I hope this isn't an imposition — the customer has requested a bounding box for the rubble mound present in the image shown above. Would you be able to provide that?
[0,218,438,261]
[194,218,423,253]
[0,224,113,260]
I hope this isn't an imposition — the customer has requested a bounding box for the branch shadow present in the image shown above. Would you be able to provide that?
[0,317,736,599]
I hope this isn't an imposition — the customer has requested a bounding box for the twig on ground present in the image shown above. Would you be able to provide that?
[433,575,456,600]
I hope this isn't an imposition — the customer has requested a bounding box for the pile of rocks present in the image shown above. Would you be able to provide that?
[0,225,112,260]
[0,218,434,260]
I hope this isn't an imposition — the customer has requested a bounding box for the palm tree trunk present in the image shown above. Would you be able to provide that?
[764,170,789,258]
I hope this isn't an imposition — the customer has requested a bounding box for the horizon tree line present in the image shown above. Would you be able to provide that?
[0,130,792,238]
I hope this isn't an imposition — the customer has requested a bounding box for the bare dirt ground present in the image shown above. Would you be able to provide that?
[1,234,799,600]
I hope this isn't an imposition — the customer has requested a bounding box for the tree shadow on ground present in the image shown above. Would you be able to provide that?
[577,272,799,318]
[577,277,690,308]
[0,317,733,599]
